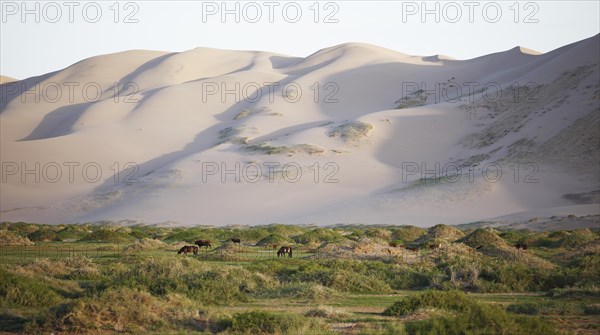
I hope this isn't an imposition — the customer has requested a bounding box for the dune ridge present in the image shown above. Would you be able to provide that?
[1,35,598,226]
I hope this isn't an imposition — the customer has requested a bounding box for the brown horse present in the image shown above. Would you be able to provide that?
[514,243,528,250]
[406,246,419,252]
[178,245,198,255]
[230,238,241,244]
[389,242,398,248]
[277,246,292,258]
[195,239,212,249]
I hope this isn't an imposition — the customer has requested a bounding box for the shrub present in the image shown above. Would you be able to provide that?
[228,310,328,334]
[256,233,292,246]
[383,290,472,316]
[80,229,134,243]
[55,225,89,241]
[162,227,212,243]
[43,288,196,333]
[460,228,506,248]
[507,302,540,315]
[391,226,427,243]
[278,260,391,293]
[13,256,100,280]
[385,290,558,335]
[328,121,373,143]
[107,257,278,305]
[305,305,350,318]
[549,286,600,298]
[27,229,59,242]
[385,266,431,290]
[0,268,62,307]
[559,229,597,248]
[583,304,600,315]
[0,229,35,245]
[293,228,346,245]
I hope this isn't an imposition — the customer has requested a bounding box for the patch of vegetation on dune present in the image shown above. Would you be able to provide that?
[42,288,197,333]
[9,257,100,281]
[256,233,293,247]
[54,225,92,241]
[244,142,325,155]
[79,229,135,243]
[414,224,465,246]
[123,238,167,254]
[328,121,373,143]
[304,305,350,318]
[232,106,272,120]
[395,89,428,109]
[217,126,248,144]
[0,268,62,307]
[460,228,507,248]
[384,290,559,335]
[226,310,330,334]
[391,226,427,245]
[293,228,346,246]
[0,229,34,245]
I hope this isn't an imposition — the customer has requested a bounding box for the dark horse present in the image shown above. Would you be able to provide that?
[230,238,241,244]
[195,239,212,249]
[277,246,293,258]
[514,243,528,250]
[178,245,198,255]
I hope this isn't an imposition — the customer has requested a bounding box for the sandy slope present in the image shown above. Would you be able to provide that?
[1,35,598,226]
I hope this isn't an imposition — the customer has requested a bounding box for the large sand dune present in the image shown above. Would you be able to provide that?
[1,35,598,226]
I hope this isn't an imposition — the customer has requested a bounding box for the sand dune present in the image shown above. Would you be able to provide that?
[1,35,598,226]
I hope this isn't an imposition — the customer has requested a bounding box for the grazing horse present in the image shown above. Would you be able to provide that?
[178,245,198,255]
[195,239,212,249]
[277,246,293,258]
[406,246,419,252]
[230,238,241,244]
[514,243,528,250]
[389,242,398,248]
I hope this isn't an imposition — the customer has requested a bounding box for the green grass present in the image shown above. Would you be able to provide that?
[0,222,598,334]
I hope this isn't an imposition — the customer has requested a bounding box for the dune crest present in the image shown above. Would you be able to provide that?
[1,35,599,226]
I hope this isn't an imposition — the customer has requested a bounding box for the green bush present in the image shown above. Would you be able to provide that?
[385,266,431,290]
[507,302,539,315]
[0,269,62,307]
[385,290,558,335]
[42,288,194,333]
[228,310,328,334]
[80,229,134,243]
[383,290,473,316]
[256,233,292,246]
[391,226,427,243]
[583,304,600,315]
[27,229,59,242]
[293,228,345,245]
[162,227,212,243]
[106,257,276,305]
[55,225,89,241]
[277,260,391,293]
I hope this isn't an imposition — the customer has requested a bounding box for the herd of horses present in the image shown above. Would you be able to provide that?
[178,238,530,257]
[177,238,293,258]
